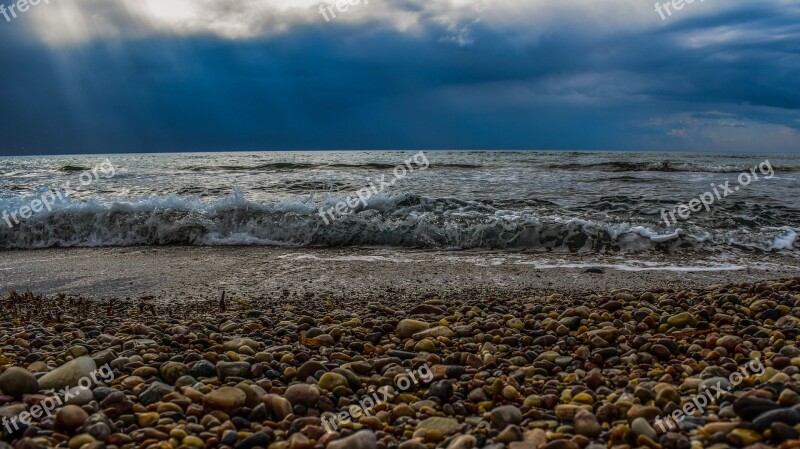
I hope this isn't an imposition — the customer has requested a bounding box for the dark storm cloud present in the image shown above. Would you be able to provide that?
[0,1,798,155]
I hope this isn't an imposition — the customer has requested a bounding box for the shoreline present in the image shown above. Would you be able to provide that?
[0,246,798,301]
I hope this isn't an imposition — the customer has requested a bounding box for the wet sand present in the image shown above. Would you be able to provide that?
[1,246,798,301]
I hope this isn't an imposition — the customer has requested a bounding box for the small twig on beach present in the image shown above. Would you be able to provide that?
[219,290,226,312]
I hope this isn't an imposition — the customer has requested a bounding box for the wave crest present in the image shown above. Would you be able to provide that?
[0,192,795,253]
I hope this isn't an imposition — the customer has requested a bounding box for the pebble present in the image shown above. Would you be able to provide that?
[497,425,524,443]
[752,408,800,430]
[543,440,578,449]
[67,434,96,449]
[770,422,800,442]
[37,356,97,391]
[297,361,327,381]
[138,381,174,406]
[0,367,39,399]
[417,417,460,434]
[190,359,216,378]
[510,429,547,449]
[660,432,691,449]
[734,396,780,421]
[264,394,293,420]
[64,386,94,406]
[573,410,601,437]
[234,431,272,449]
[631,417,657,440]
[217,361,251,380]
[726,428,762,446]
[447,435,477,449]
[318,372,348,391]
[396,319,430,338]
[55,405,89,433]
[699,376,731,393]
[327,430,377,449]
[203,386,246,410]
[667,312,696,328]
[490,405,522,428]
[284,383,320,407]
[160,361,189,384]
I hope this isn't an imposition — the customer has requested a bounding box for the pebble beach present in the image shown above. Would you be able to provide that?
[1,277,800,449]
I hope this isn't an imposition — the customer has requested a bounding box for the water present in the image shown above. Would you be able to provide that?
[0,151,797,254]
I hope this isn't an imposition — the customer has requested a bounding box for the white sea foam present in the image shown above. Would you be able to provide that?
[774,229,798,250]
[0,190,794,255]
[520,262,748,272]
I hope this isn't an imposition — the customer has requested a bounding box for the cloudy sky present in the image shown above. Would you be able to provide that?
[0,0,798,154]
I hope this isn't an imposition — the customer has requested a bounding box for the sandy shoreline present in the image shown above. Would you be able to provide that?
[1,246,798,301]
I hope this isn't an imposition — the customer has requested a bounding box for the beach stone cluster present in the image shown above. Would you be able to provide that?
[0,278,798,448]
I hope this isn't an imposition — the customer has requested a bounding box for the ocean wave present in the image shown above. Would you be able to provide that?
[180,162,481,172]
[0,192,795,253]
[182,163,318,171]
[58,165,91,172]
[540,161,800,173]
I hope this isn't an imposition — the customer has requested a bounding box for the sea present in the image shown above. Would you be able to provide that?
[0,151,797,255]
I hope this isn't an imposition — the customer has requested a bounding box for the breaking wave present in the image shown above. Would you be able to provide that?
[0,191,795,253]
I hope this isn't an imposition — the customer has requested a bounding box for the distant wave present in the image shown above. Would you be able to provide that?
[182,163,318,171]
[0,192,795,253]
[181,162,481,172]
[185,160,781,173]
[58,165,91,172]
[540,161,800,173]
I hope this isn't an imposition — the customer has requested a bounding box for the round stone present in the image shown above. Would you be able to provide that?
[190,360,216,378]
[491,405,522,429]
[327,430,378,449]
[55,404,89,432]
[38,356,97,391]
[574,410,601,437]
[667,312,696,328]
[216,361,251,381]
[284,384,320,407]
[631,417,657,440]
[397,319,429,338]
[159,361,189,385]
[318,373,348,391]
[297,361,327,382]
[263,394,293,420]
[68,433,96,449]
[416,417,460,435]
[203,386,246,410]
[0,367,39,399]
